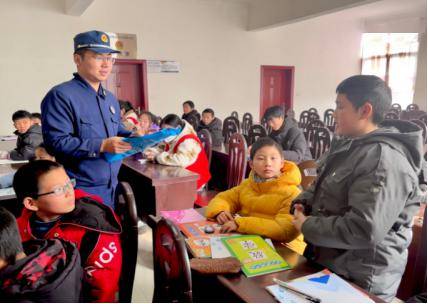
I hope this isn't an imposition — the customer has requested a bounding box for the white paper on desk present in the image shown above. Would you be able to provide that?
[0,159,28,165]
[0,187,15,197]
[266,269,374,303]
[210,237,275,259]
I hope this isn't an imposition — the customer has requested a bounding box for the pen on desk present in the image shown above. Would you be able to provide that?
[273,278,321,303]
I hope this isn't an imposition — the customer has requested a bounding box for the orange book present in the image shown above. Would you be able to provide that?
[185,237,211,258]
[178,220,228,238]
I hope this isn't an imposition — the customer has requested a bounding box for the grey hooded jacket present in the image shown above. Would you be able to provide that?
[294,120,426,301]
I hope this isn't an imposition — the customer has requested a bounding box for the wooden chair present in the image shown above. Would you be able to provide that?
[231,111,239,120]
[312,127,331,160]
[400,110,427,121]
[323,109,335,132]
[152,218,192,302]
[407,104,419,111]
[185,114,199,131]
[261,117,272,134]
[299,110,310,128]
[308,112,320,122]
[308,108,318,113]
[391,103,402,112]
[242,112,253,136]
[227,133,248,189]
[222,116,240,143]
[197,129,213,167]
[297,160,318,190]
[304,120,324,145]
[247,124,267,146]
[389,108,401,115]
[115,182,139,303]
[396,204,426,300]
[385,112,399,120]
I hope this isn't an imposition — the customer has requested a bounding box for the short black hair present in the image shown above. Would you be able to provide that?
[263,106,284,121]
[183,100,195,109]
[12,110,32,122]
[0,207,24,264]
[250,137,284,160]
[160,114,185,129]
[336,75,392,124]
[119,100,134,113]
[13,160,63,203]
[202,108,215,116]
[31,113,42,120]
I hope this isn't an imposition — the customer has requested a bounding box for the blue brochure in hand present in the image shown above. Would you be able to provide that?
[104,128,181,163]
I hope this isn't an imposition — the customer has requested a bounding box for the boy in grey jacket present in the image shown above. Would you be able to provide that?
[198,108,223,146]
[291,75,425,301]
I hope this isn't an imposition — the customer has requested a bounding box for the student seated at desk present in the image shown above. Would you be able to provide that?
[31,112,42,126]
[205,137,306,255]
[144,114,211,189]
[0,110,43,161]
[197,108,223,146]
[290,75,425,301]
[0,207,83,302]
[263,106,312,163]
[13,160,122,302]
[34,143,56,161]
[138,111,160,135]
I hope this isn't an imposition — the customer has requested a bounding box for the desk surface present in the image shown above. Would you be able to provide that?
[122,156,199,186]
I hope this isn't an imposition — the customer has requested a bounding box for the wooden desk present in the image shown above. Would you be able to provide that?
[119,155,199,217]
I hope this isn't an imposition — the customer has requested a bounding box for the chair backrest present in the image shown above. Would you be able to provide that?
[308,119,325,128]
[299,110,310,128]
[197,129,213,166]
[297,160,318,190]
[260,117,272,134]
[312,127,331,160]
[308,112,320,122]
[115,182,139,303]
[323,109,335,126]
[227,133,248,189]
[222,116,240,143]
[248,124,267,146]
[411,119,427,144]
[407,104,419,111]
[391,103,402,112]
[308,107,318,113]
[385,112,399,120]
[241,112,253,136]
[231,111,239,119]
[152,218,192,303]
[185,114,199,131]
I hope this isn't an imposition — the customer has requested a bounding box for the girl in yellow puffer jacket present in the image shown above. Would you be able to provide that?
[206,137,306,254]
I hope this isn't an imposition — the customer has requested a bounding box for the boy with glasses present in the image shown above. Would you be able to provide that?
[14,160,122,302]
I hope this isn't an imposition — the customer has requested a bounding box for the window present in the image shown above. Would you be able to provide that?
[361,33,419,108]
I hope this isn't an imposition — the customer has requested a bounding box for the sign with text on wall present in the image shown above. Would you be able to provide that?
[107,32,137,59]
[147,60,180,73]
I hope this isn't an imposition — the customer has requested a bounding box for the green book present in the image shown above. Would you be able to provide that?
[221,235,291,277]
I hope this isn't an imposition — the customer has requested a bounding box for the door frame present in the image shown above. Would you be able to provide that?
[115,59,149,111]
[260,65,295,120]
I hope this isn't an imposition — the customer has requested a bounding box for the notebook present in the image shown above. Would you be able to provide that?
[160,208,205,224]
[221,235,290,277]
[185,236,211,258]
[178,220,231,238]
[266,269,374,303]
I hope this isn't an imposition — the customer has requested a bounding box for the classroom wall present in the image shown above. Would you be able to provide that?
[0,0,424,136]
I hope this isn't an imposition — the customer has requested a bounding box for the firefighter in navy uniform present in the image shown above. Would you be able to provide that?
[41,30,132,209]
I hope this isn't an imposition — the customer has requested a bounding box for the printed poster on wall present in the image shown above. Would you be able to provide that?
[147,60,180,73]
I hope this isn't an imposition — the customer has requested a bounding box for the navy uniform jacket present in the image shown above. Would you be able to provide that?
[41,73,131,205]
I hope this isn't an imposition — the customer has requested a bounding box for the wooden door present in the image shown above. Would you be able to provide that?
[260,66,294,120]
[105,59,148,113]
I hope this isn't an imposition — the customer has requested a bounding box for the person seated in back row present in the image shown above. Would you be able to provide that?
[290,75,426,301]
[31,112,42,126]
[0,207,83,302]
[205,137,306,254]
[13,160,122,302]
[182,100,201,123]
[119,100,139,131]
[197,108,223,146]
[0,110,43,161]
[138,111,160,135]
[263,106,312,163]
[144,114,211,190]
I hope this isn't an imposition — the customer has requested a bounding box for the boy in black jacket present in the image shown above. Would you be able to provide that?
[0,207,83,302]
[198,108,223,146]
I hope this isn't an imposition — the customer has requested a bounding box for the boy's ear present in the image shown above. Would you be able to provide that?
[23,197,39,212]
[358,102,374,120]
[249,160,253,170]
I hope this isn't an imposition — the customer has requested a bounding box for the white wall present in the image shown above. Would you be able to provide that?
[0,0,366,135]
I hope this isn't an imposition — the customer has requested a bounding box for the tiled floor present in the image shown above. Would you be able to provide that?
[132,225,154,303]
